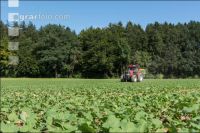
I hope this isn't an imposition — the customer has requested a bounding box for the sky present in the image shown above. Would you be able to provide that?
[1,1,200,33]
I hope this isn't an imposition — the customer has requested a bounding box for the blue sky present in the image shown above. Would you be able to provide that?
[1,1,200,33]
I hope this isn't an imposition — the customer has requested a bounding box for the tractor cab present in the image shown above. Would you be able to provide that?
[128,64,139,72]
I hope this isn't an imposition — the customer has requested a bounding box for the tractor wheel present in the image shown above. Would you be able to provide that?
[131,75,137,82]
[137,74,144,82]
[120,75,125,82]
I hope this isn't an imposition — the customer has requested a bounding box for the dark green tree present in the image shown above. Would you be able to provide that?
[34,24,79,77]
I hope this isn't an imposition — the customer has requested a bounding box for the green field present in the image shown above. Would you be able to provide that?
[1,79,200,132]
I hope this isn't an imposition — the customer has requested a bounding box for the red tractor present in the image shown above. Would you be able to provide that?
[121,64,144,82]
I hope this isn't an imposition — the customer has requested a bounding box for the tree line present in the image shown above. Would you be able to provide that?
[0,21,200,78]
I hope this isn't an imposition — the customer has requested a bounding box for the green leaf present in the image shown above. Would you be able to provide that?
[66,113,77,121]
[137,120,147,132]
[78,123,95,132]
[1,122,19,132]
[191,104,199,113]
[19,111,28,122]
[1,108,9,112]
[152,118,162,128]
[7,112,18,122]
[120,119,137,132]
[134,111,147,121]
[110,127,122,132]
[63,124,77,132]
[19,125,29,132]
[47,116,53,125]
[156,128,168,132]
[83,112,93,121]
[102,115,120,129]
[178,128,189,132]
[190,123,200,129]
[192,116,200,121]
[183,104,200,113]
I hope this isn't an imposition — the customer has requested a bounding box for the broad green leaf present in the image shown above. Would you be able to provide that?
[152,118,162,128]
[8,112,18,122]
[83,112,93,121]
[1,108,9,112]
[120,119,137,132]
[78,123,95,132]
[19,125,29,132]
[110,127,122,132]
[190,123,200,129]
[1,122,19,132]
[47,116,53,125]
[63,124,77,132]
[20,111,28,122]
[134,111,147,121]
[102,115,120,129]
[137,120,147,132]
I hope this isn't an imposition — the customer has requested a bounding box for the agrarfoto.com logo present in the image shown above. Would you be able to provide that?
[9,13,70,22]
